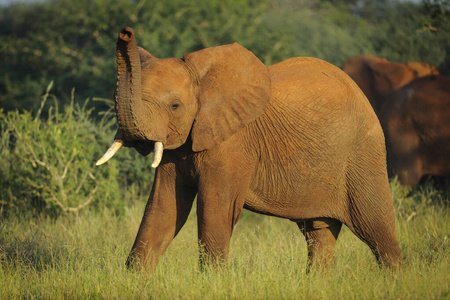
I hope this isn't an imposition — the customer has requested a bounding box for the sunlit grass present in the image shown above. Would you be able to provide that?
[1,180,449,299]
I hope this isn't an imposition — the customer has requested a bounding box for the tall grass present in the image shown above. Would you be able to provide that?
[0,181,448,299]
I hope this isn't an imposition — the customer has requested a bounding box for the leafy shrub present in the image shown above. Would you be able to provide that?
[0,82,155,218]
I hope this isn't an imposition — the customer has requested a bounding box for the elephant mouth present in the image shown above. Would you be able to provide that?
[96,139,163,168]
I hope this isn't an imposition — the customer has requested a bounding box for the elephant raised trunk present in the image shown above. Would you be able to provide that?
[96,27,163,168]
[115,27,147,141]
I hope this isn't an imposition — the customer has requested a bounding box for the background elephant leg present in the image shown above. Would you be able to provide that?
[395,157,423,187]
[297,219,342,273]
[384,118,423,187]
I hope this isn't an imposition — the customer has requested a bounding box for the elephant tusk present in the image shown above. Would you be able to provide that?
[151,141,163,168]
[96,139,123,166]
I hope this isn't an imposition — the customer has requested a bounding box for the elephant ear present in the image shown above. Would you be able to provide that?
[138,46,158,68]
[368,60,415,94]
[184,43,271,152]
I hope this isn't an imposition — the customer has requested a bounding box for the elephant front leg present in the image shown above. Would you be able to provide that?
[197,207,236,267]
[126,164,197,272]
[196,182,249,268]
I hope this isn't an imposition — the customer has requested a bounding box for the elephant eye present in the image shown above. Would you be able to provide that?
[170,99,182,111]
[169,98,183,113]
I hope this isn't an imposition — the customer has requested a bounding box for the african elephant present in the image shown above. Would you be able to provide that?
[341,55,439,113]
[97,27,402,273]
[378,75,450,187]
[406,62,440,77]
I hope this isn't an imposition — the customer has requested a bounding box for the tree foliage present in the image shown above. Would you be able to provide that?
[0,0,449,112]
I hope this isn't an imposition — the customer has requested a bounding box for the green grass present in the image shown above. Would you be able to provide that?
[1,180,449,299]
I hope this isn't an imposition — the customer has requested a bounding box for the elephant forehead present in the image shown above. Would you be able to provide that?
[141,59,191,87]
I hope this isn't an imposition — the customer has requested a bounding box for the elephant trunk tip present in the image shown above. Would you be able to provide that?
[119,27,134,42]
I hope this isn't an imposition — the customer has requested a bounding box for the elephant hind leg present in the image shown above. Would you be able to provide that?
[297,218,342,273]
[345,181,403,270]
[346,215,403,270]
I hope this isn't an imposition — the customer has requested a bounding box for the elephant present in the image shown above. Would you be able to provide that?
[378,75,450,187]
[406,62,440,77]
[341,55,439,114]
[96,27,402,273]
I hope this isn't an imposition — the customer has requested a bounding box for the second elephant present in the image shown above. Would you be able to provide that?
[342,55,439,113]
[379,75,450,187]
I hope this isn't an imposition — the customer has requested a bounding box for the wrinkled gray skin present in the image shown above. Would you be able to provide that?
[97,27,402,273]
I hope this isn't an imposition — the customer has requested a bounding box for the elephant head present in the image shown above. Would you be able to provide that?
[405,62,440,77]
[97,27,271,167]
[341,55,439,113]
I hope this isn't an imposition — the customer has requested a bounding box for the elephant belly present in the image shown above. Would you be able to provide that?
[244,157,347,221]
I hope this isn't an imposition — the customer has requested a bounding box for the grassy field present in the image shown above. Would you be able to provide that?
[0,180,449,299]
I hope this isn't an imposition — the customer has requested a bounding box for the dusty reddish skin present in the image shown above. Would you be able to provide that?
[111,27,402,273]
[342,55,448,187]
[341,55,439,114]
[379,75,450,187]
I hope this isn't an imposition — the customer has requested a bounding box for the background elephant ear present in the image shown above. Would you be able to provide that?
[369,60,414,94]
[184,43,271,152]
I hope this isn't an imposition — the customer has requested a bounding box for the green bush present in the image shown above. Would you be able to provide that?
[0,82,155,218]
